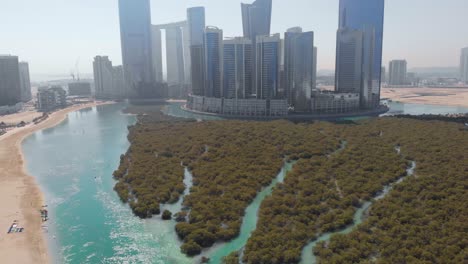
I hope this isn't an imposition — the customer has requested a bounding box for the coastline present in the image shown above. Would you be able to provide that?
[0,102,111,264]
[381,87,468,108]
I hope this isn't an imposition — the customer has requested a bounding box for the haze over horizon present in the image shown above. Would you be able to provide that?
[2,0,468,81]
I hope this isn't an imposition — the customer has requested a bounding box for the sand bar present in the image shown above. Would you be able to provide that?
[382,87,468,107]
[0,102,109,264]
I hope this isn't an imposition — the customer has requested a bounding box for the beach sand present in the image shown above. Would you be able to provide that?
[381,87,468,107]
[0,111,43,125]
[0,102,108,264]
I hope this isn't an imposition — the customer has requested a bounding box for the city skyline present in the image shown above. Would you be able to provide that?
[2,0,468,81]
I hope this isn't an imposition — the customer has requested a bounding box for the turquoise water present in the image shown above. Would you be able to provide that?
[208,162,294,263]
[22,103,191,264]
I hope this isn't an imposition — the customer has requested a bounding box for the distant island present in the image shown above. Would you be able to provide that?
[113,104,467,263]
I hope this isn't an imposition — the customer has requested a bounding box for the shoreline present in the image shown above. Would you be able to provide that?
[0,102,111,264]
[381,87,468,108]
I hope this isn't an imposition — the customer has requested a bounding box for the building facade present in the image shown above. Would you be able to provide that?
[284,27,316,112]
[18,62,32,102]
[204,27,223,98]
[151,26,164,83]
[223,37,253,99]
[93,56,114,99]
[37,86,67,112]
[187,95,287,117]
[188,7,206,96]
[242,0,273,97]
[118,0,154,97]
[68,82,92,96]
[336,0,385,108]
[256,34,280,99]
[460,47,468,84]
[0,55,21,106]
[388,60,407,86]
[311,91,360,114]
[335,28,363,94]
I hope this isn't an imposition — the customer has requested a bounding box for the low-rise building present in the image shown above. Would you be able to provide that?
[37,86,67,112]
[311,91,360,114]
[187,95,288,117]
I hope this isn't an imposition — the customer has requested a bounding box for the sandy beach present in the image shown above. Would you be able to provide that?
[0,102,108,264]
[382,87,468,107]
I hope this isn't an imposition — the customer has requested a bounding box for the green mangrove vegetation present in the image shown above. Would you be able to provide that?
[313,118,467,264]
[114,105,467,262]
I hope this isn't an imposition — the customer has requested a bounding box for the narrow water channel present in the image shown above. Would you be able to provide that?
[208,161,295,263]
[299,159,417,264]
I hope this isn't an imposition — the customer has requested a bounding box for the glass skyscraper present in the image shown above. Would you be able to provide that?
[336,0,385,108]
[118,0,154,97]
[223,38,253,99]
[256,34,280,99]
[204,27,223,98]
[187,7,206,96]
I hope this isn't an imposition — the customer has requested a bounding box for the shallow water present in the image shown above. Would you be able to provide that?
[22,103,191,264]
[208,162,295,263]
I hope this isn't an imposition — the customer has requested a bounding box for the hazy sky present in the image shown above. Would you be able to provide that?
[2,0,468,81]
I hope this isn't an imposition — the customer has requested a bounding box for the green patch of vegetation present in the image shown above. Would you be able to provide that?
[114,105,466,262]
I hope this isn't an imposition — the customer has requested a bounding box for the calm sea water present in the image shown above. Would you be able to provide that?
[22,103,191,264]
[21,102,467,264]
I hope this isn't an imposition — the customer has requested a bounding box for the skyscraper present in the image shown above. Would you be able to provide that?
[335,28,364,94]
[256,34,280,99]
[165,25,186,87]
[187,7,206,96]
[284,27,316,111]
[0,55,21,106]
[112,66,126,99]
[336,0,385,108]
[151,26,164,83]
[118,0,154,97]
[93,56,114,99]
[18,62,32,102]
[460,47,468,84]
[204,27,223,98]
[241,0,272,41]
[223,37,253,99]
[388,60,407,86]
[242,0,272,97]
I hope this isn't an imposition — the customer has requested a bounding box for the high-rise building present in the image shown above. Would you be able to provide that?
[256,34,280,99]
[18,62,32,102]
[112,66,126,99]
[223,37,253,99]
[204,27,223,98]
[335,28,364,94]
[242,0,273,97]
[241,0,272,41]
[151,26,164,83]
[388,60,407,86]
[336,0,385,108]
[460,47,468,84]
[152,20,191,98]
[284,27,316,111]
[93,56,114,99]
[381,66,386,83]
[165,26,186,87]
[118,0,154,97]
[0,55,21,106]
[187,7,206,96]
